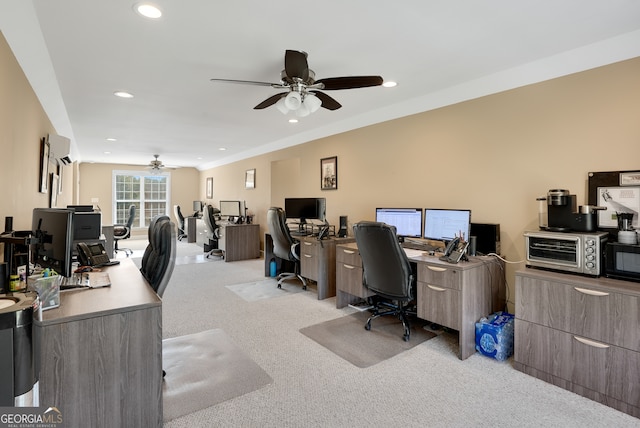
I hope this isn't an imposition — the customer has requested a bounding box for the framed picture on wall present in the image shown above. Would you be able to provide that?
[321,156,337,190]
[245,169,255,189]
[50,173,58,208]
[40,137,50,193]
[206,177,213,199]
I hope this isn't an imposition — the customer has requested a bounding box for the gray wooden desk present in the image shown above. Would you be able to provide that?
[336,242,505,360]
[35,259,163,427]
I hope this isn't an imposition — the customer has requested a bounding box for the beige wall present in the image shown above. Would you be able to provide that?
[0,32,73,231]
[3,27,640,311]
[200,57,640,311]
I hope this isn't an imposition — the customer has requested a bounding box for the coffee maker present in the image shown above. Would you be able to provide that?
[539,189,606,232]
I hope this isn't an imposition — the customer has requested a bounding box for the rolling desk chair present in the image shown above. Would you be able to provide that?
[353,221,417,341]
[173,205,187,241]
[113,204,135,256]
[203,204,224,259]
[267,207,307,289]
[140,214,177,298]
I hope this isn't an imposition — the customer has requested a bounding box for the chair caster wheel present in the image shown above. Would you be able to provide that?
[365,322,371,331]
[277,284,282,289]
[403,335,410,342]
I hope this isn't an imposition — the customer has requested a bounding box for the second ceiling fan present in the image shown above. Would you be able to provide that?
[210,50,383,116]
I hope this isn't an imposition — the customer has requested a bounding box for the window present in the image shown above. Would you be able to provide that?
[113,171,170,228]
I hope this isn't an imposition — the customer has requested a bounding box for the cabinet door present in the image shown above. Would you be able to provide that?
[417,282,460,330]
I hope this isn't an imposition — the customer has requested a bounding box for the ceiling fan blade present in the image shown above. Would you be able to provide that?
[284,50,309,82]
[210,78,284,88]
[315,76,383,90]
[310,91,342,111]
[254,92,288,109]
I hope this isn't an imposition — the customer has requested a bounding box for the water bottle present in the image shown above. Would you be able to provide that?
[269,259,277,277]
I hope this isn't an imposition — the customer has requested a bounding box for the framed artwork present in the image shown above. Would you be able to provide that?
[245,169,256,189]
[40,137,50,193]
[57,162,64,194]
[321,156,337,190]
[50,173,59,208]
[620,171,640,186]
[206,177,213,199]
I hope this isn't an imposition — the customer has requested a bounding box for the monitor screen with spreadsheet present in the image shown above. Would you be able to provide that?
[375,208,423,238]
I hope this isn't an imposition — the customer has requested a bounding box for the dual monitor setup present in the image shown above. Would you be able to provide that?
[375,207,471,247]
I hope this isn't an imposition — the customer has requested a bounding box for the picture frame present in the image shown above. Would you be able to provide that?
[321,156,338,190]
[620,171,640,186]
[49,173,58,208]
[245,168,256,189]
[39,137,50,193]
[57,162,64,194]
[206,177,213,199]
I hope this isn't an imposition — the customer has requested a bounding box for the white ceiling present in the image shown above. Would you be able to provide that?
[2,1,640,170]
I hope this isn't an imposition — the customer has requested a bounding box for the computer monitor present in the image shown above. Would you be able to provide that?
[375,208,423,238]
[66,205,94,212]
[219,200,242,217]
[284,198,326,223]
[31,208,74,277]
[193,201,203,213]
[423,208,471,242]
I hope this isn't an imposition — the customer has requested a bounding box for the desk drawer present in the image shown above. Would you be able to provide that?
[417,263,461,290]
[336,246,361,267]
[515,320,640,404]
[300,240,319,257]
[417,282,460,330]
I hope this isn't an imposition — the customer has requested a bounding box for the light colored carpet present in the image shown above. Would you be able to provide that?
[300,312,437,368]
[162,329,273,423]
[225,278,304,302]
[151,241,638,427]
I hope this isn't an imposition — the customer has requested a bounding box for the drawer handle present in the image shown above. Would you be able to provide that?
[427,285,446,292]
[573,336,609,349]
[303,254,313,258]
[427,266,447,272]
[574,287,609,297]
[343,264,356,270]
[343,249,356,254]
[303,242,312,246]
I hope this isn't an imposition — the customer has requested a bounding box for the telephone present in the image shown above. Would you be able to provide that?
[440,237,469,264]
[77,242,116,267]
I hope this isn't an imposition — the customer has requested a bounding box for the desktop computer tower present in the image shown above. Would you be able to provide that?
[470,223,500,255]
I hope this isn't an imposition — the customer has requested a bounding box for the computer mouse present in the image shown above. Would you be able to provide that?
[75,266,93,273]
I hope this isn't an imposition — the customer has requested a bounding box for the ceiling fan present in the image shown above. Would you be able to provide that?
[210,50,383,116]
[148,154,164,173]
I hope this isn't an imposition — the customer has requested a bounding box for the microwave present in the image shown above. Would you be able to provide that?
[605,242,640,282]
[524,231,607,276]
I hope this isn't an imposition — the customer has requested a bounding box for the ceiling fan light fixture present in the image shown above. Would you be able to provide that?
[304,93,322,113]
[295,103,310,117]
[284,92,302,110]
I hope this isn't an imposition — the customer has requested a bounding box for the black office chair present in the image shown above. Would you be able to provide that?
[267,207,307,289]
[202,204,224,259]
[113,204,136,256]
[140,214,177,298]
[173,205,187,241]
[353,221,417,341]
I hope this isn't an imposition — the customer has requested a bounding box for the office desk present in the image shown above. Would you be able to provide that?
[265,234,355,300]
[218,223,260,262]
[35,259,163,427]
[336,242,505,360]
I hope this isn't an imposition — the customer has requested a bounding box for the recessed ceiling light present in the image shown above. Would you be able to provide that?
[106,138,117,142]
[134,3,162,19]
[382,81,397,88]
[114,91,134,98]
[103,151,111,155]
[288,119,298,123]
[219,147,227,151]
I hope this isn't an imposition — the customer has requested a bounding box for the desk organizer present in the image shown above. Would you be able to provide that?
[27,275,62,311]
